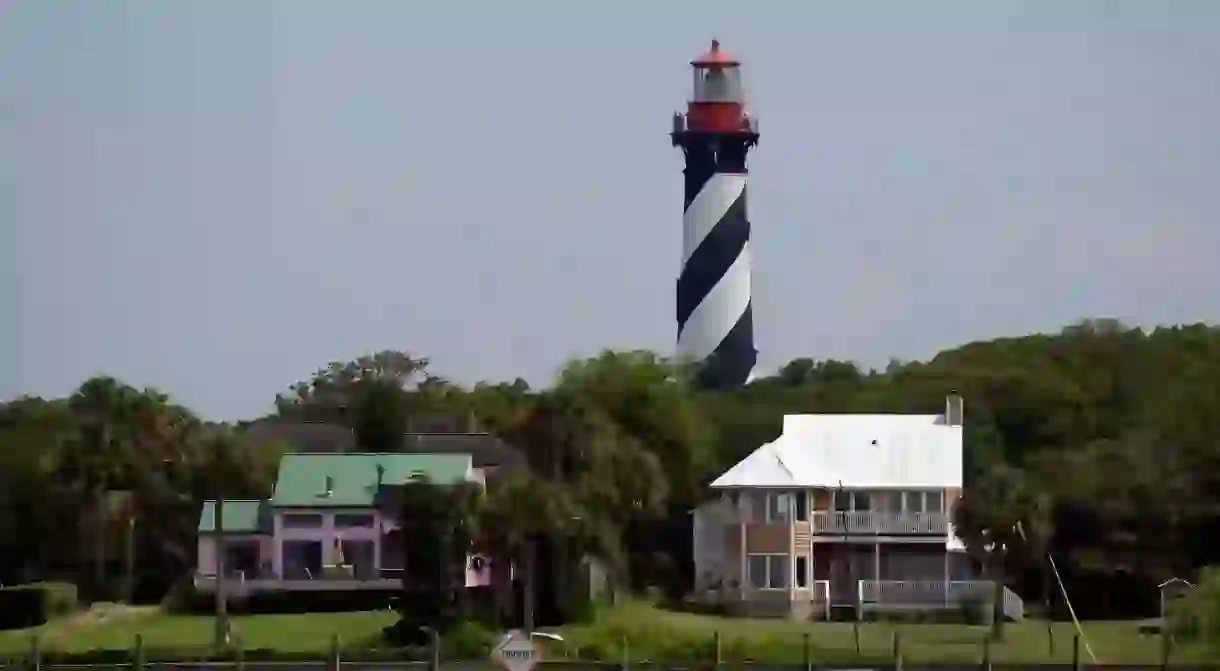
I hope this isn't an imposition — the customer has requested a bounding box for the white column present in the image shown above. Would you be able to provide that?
[944,551,951,605]
[271,514,284,578]
[322,513,336,566]
[739,523,747,600]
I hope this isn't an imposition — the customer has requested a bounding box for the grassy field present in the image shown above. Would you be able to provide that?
[0,604,397,657]
[0,601,1206,664]
[556,601,1204,664]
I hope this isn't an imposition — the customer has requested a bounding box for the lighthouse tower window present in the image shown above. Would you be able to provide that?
[693,66,743,103]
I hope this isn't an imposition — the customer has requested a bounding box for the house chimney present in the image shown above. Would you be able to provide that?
[323,475,334,496]
[375,463,385,486]
[946,390,964,427]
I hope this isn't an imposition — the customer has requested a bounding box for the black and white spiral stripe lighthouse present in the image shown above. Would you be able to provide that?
[671,40,759,390]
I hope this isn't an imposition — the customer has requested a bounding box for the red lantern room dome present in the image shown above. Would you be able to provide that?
[691,39,741,68]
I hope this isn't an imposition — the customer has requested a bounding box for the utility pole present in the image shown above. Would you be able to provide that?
[214,498,229,649]
[93,483,106,596]
[123,515,136,604]
[523,535,536,633]
[988,531,1007,641]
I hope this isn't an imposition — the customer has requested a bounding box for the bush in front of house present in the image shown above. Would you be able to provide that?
[1168,566,1220,650]
[0,582,78,629]
[162,581,396,615]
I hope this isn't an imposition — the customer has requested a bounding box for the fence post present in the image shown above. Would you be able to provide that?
[892,632,902,671]
[234,635,244,671]
[713,631,721,670]
[133,633,145,671]
[1047,621,1054,657]
[802,632,811,671]
[853,620,861,655]
[330,633,341,671]
[430,628,440,671]
[980,635,991,671]
[621,634,629,671]
[1071,634,1079,671]
[29,634,41,671]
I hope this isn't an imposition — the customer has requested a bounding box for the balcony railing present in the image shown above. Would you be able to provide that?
[858,580,1024,620]
[811,510,949,536]
[193,570,400,594]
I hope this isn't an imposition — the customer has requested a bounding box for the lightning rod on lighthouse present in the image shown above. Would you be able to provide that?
[672,39,759,390]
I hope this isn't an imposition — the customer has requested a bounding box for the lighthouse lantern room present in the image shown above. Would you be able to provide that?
[681,40,754,135]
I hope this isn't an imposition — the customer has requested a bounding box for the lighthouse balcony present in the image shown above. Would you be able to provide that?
[672,110,759,137]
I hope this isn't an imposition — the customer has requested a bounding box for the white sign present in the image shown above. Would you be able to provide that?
[491,630,540,671]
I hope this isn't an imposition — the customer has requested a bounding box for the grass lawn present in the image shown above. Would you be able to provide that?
[555,601,1208,664]
[0,601,1207,664]
[0,604,397,658]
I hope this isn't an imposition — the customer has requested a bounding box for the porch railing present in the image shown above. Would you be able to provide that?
[857,579,1024,620]
[811,510,949,535]
[193,570,400,593]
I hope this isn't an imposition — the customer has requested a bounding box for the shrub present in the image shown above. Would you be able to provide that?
[159,575,198,614]
[957,592,991,625]
[165,584,396,615]
[0,582,78,629]
[440,619,496,659]
[1169,566,1220,648]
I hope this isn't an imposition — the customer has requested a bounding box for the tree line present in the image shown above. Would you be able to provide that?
[3,319,1220,624]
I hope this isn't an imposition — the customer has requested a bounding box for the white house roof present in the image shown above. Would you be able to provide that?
[710,413,962,490]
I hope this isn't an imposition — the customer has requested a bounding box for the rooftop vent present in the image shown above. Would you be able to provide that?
[322,475,334,497]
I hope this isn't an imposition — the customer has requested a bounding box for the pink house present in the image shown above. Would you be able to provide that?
[195,452,494,595]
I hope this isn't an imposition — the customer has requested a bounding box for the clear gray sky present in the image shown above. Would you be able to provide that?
[4,1,1219,420]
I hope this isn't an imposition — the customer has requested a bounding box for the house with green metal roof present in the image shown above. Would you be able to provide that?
[195,451,488,596]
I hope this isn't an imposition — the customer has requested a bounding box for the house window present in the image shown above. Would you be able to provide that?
[282,513,323,528]
[852,491,871,511]
[747,554,789,590]
[339,539,376,578]
[833,490,851,511]
[873,491,901,512]
[898,491,944,514]
[334,513,375,529]
[282,539,323,578]
[766,492,791,523]
[224,540,261,577]
[794,491,808,522]
[795,556,808,588]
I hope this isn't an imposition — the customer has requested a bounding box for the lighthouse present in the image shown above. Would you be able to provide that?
[672,40,759,389]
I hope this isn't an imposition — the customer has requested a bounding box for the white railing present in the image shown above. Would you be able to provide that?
[193,571,399,593]
[857,580,1024,620]
[193,571,248,597]
[811,511,949,535]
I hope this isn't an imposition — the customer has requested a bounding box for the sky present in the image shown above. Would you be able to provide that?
[4,1,1220,420]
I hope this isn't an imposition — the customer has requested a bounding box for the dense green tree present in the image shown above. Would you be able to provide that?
[274,351,432,448]
[5,320,1220,622]
[388,476,482,644]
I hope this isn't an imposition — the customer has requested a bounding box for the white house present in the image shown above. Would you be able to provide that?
[693,393,1023,619]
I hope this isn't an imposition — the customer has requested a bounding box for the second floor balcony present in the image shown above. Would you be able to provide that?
[810,510,949,536]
